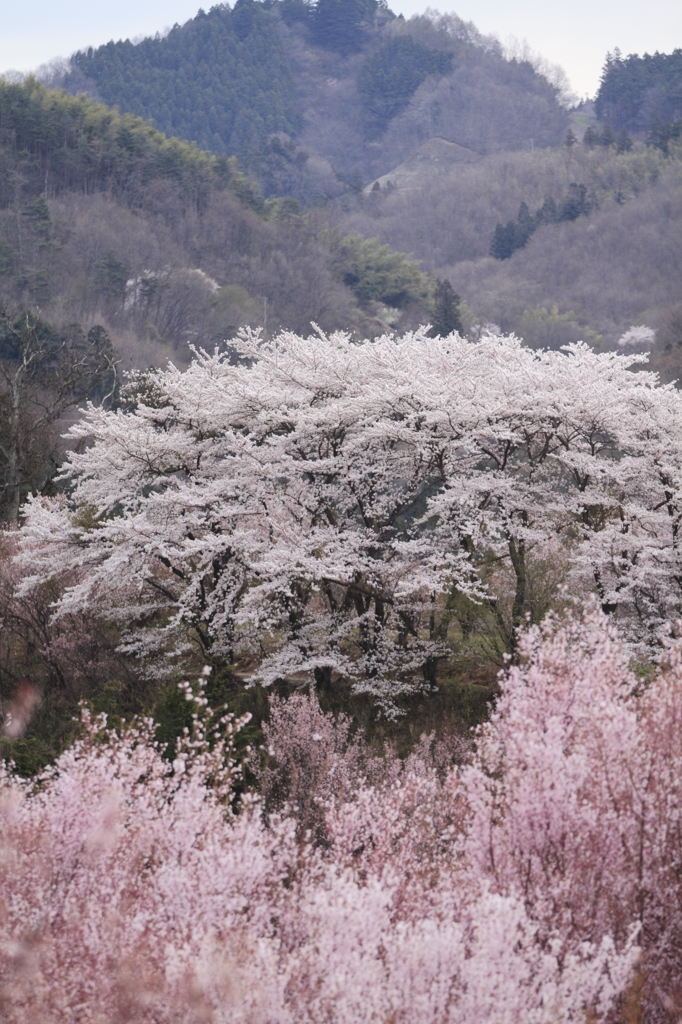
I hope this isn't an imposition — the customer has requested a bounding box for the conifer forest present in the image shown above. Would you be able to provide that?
[1,3,682,1020]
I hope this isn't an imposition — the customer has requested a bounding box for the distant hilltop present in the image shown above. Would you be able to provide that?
[38,0,570,199]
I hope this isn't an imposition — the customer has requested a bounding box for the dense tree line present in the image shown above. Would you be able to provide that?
[647,117,682,154]
[0,77,263,211]
[357,35,453,133]
[310,0,386,53]
[67,0,301,159]
[581,123,634,152]
[490,184,594,260]
[595,48,682,135]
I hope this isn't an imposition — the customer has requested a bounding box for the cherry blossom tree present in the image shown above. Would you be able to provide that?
[461,604,682,1020]
[16,328,682,709]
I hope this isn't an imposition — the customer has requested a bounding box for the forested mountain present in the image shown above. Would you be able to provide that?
[335,132,682,359]
[67,1,301,158]
[0,78,443,378]
[45,1,570,190]
[5,3,682,370]
[0,76,264,210]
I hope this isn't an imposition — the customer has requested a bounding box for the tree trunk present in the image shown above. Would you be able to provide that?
[5,370,23,521]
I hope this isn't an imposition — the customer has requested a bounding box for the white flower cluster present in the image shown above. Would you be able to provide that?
[17,327,682,706]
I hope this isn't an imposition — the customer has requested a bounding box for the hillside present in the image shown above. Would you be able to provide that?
[0,78,441,370]
[335,133,682,357]
[44,1,570,195]
[7,6,682,373]
[66,2,301,158]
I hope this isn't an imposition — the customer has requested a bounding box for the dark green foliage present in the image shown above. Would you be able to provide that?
[596,48,682,134]
[0,309,117,521]
[583,126,599,148]
[26,2,569,187]
[249,134,346,204]
[583,125,618,148]
[490,200,537,260]
[334,232,430,307]
[0,311,56,363]
[280,0,313,25]
[564,128,577,147]
[357,36,453,133]
[427,279,462,338]
[559,183,592,221]
[617,128,633,153]
[93,252,128,301]
[490,185,594,260]
[600,123,616,147]
[68,2,300,159]
[489,224,511,261]
[646,117,682,154]
[311,0,379,53]
[0,310,116,396]
[0,78,264,212]
[335,168,364,193]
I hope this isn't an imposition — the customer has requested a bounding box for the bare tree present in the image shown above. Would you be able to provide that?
[0,309,118,521]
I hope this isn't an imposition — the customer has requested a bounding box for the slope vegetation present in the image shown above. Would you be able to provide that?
[0,79,437,365]
[337,136,682,351]
[45,2,569,191]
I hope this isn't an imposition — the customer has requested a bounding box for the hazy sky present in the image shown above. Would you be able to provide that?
[1,0,680,99]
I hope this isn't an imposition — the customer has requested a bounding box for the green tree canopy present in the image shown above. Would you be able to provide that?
[312,0,380,53]
[68,1,300,158]
[596,48,682,134]
[0,78,265,212]
[357,35,453,132]
[334,233,430,307]
[427,279,462,337]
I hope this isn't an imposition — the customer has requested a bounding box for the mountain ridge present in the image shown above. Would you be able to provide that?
[39,2,570,196]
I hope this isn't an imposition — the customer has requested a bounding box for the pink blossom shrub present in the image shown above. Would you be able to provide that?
[256,692,397,839]
[10,608,682,1020]
[466,608,682,1020]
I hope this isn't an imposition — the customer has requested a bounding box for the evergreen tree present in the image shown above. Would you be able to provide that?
[490,184,593,261]
[583,126,599,148]
[67,3,300,159]
[646,117,682,154]
[312,0,377,54]
[558,183,592,221]
[535,196,558,225]
[600,123,616,147]
[93,252,128,301]
[357,36,453,131]
[616,128,633,153]
[490,221,517,260]
[596,48,682,134]
[427,279,462,337]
